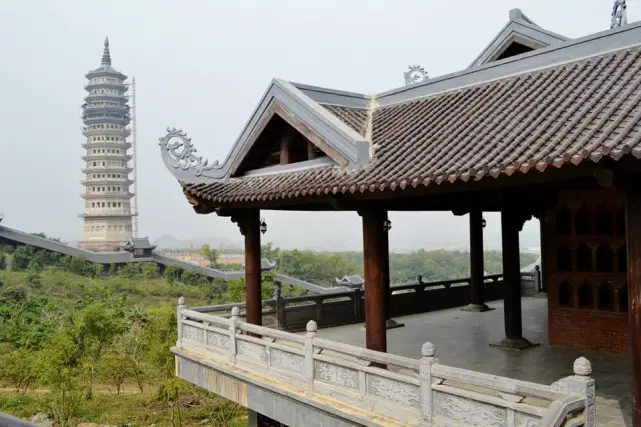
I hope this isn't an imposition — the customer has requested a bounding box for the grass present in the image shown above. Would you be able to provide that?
[0,389,248,426]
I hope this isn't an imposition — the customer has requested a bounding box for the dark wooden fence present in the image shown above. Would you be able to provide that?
[193,272,540,332]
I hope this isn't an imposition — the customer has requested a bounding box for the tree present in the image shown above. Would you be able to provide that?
[199,244,219,268]
[164,264,180,285]
[261,243,281,263]
[98,349,132,395]
[119,262,140,279]
[141,262,159,279]
[181,270,207,286]
[0,349,38,393]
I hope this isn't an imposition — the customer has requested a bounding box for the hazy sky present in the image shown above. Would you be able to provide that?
[0,0,631,251]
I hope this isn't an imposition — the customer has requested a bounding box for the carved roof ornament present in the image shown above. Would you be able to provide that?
[404,65,429,86]
[611,0,628,29]
[159,127,219,178]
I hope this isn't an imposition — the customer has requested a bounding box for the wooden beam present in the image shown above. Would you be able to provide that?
[361,209,387,354]
[625,182,641,426]
[307,140,316,161]
[280,130,292,165]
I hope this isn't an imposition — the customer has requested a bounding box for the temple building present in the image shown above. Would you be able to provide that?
[161,4,641,426]
[79,38,134,252]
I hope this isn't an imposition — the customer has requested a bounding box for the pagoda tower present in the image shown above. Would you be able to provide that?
[79,37,134,252]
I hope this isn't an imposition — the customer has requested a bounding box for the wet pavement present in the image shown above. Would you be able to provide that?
[316,297,632,427]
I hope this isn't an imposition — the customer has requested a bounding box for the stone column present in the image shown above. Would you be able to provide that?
[625,183,641,426]
[491,206,537,350]
[361,209,387,353]
[242,210,262,326]
[463,210,491,312]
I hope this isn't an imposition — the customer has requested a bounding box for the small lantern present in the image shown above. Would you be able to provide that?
[260,218,267,234]
[481,217,487,228]
[383,218,392,231]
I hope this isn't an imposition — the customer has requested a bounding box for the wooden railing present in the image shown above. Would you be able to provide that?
[175,300,595,427]
[194,273,540,332]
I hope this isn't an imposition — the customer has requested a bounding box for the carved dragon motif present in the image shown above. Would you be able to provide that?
[158,127,219,177]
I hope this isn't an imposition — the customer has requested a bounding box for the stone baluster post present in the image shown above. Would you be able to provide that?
[551,357,596,426]
[177,297,186,348]
[229,307,240,364]
[570,357,596,427]
[419,342,438,424]
[305,320,318,391]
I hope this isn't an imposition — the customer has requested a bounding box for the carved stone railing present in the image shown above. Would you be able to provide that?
[194,274,535,332]
[175,298,595,427]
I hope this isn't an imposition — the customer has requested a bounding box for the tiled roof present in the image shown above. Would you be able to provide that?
[324,105,369,136]
[184,48,641,205]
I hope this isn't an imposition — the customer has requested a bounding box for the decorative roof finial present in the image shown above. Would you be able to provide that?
[101,36,111,66]
[404,65,429,86]
[611,0,628,29]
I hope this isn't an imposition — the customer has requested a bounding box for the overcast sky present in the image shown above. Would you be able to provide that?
[0,0,632,251]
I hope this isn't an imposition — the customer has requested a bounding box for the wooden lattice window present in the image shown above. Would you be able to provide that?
[575,205,592,235]
[597,284,614,311]
[596,246,614,273]
[556,207,572,236]
[578,282,594,309]
[595,204,613,235]
[558,281,572,307]
[576,243,593,272]
[557,246,572,272]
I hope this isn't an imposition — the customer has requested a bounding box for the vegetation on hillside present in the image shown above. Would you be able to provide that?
[0,241,538,425]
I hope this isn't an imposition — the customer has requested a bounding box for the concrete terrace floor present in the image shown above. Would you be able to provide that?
[316,297,632,427]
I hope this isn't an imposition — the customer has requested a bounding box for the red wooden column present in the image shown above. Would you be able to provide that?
[381,215,404,329]
[463,210,491,312]
[242,210,262,326]
[361,209,387,353]
[491,205,537,350]
[625,183,641,426]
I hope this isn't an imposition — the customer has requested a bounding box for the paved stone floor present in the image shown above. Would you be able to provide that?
[317,297,632,427]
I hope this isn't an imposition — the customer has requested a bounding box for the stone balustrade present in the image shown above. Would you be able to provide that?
[174,298,595,427]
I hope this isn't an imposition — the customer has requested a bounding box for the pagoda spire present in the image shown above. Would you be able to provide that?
[101,37,111,66]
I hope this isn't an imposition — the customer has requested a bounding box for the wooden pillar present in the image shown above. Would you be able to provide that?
[491,206,537,350]
[625,184,641,426]
[381,220,391,321]
[243,210,262,326]
[361,209,387,353]
[539,212,547,293]
[463,210,490,312]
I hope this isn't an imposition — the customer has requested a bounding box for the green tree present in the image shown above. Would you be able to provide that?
[261,243,281,263]
[98,349,132,395]
[119,262,140,279]
[199,244,219,268]
[141,262,160,279]
[181,270,207,286]
[0,349,38,393]
[164,264,180,285]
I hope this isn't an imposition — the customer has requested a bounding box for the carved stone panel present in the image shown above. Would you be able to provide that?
[270,348,305,374]
[314,361,359,390]
[237,340,267,363]
[183,325,205,344]
[434,392,506,427]
[515,412,539,427]
[207,332,231,350]
[366,375,420,409]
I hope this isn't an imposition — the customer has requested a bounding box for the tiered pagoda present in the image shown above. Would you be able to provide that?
[79,38,134,252]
